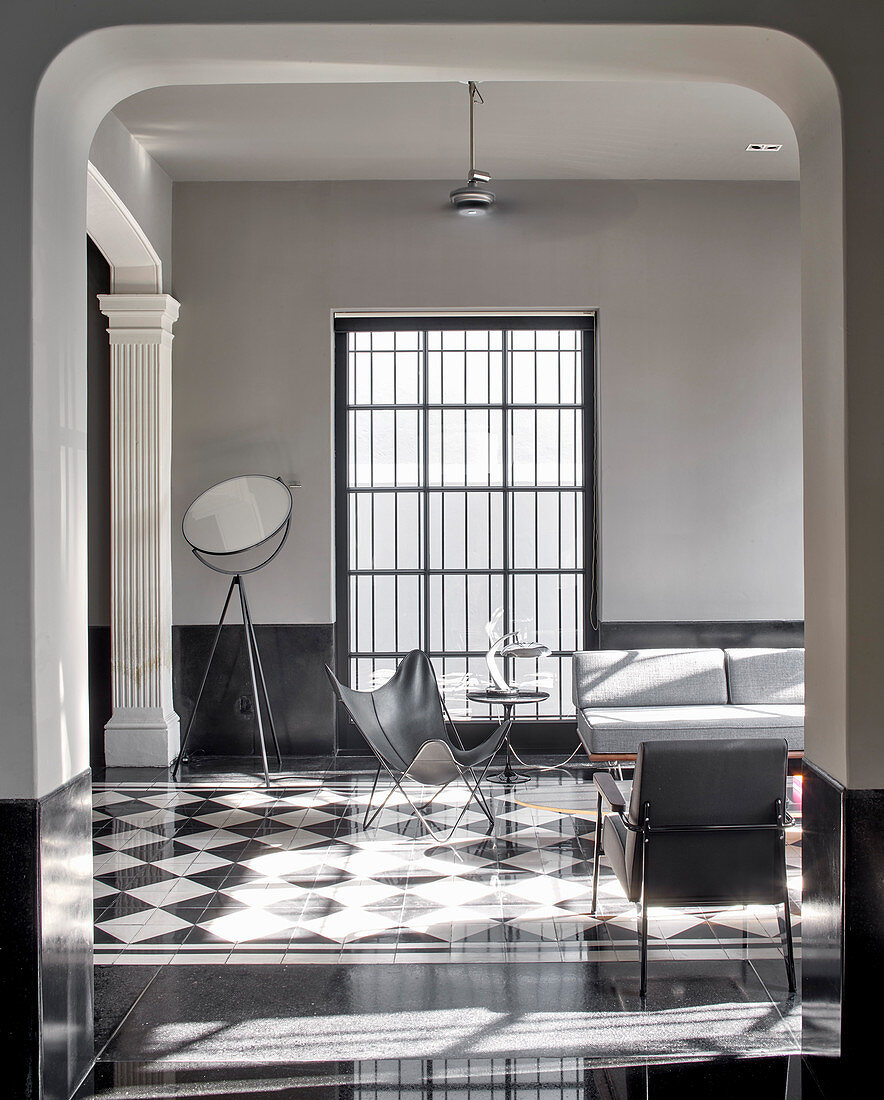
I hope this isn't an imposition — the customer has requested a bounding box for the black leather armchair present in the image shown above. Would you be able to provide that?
[591,738,796,997]
[326,651,507,842]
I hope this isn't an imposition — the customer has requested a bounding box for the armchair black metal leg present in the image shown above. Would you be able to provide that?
[780,900,797,993]
[639,819,649,999]
[777,802,797,994]
[639,901,649,999]
[591,792,603,914]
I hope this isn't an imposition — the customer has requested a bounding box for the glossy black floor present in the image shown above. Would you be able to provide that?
[76,755,825,1099]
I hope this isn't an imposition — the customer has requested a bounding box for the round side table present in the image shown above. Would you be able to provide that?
[466,689,550,785]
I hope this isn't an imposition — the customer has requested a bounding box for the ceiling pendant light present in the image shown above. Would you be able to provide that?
[449,81,495,215]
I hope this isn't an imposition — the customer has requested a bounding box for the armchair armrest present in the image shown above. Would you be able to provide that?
[594,770,627,813]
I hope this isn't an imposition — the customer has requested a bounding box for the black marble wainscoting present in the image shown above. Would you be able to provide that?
[173,623,335,757]
[599,621,805,649]
[802,759,884,1096]
[0,770,93,1100]
[88,626,111,769]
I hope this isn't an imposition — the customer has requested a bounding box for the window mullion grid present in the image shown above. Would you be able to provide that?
[368,330,376,662]
[557,328,564,713]
[344,321,591,718]
[533,334,540,713]
[392,330,399,657]
[421,330,431,662]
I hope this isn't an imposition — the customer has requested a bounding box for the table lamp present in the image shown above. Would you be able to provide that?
[484,631,550,694]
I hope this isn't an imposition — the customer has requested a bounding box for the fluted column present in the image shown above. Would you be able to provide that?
[99,295,180,766]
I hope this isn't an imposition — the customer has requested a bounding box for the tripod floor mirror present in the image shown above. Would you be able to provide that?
[174,474,294,785]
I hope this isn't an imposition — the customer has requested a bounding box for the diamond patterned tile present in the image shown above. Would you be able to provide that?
[93,791,134,808]
[125,877,214,907]
[92,852,147,874]
[501,874,591,905]
[322,848,411,877]
[196,808,266,829]
[171,827,248,851]
[92,773,802,967]
[98,910,192,944]
[219,881,309,907]
[410,876,497,907]
[199,909,295,944]
[313,880,404,908]
[94,828,169,852]
[151,852,232,876]
[240,847,329,878]
[249,828,331,851]
[264,808,337,828]
[298,908,397,942]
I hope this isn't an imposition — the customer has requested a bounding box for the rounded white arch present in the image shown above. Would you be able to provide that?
[31,22,844,797]
[86,162,162,292]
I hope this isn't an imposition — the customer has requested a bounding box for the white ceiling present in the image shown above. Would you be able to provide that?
[113,81,798,182]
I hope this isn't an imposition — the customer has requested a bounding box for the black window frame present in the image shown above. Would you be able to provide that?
[334,314,598,751]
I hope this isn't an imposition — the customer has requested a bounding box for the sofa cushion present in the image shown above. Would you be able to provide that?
[577,704,804,755]
[572,649,727,709]
[725,648,804,704]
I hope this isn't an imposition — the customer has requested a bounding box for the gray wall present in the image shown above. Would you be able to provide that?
[171,179,802,629]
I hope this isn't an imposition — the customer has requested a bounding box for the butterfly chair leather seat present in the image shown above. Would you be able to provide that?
[326,651,507,841]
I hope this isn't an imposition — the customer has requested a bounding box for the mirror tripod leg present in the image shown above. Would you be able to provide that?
[240,580,283,768]
[172,575,237,778]
[239,580,271,786]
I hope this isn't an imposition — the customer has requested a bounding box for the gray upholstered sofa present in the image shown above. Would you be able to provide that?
[572,647,804,758]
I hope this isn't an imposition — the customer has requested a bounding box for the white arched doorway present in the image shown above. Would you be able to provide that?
[18,18,853,1097]
[32,19,844,792]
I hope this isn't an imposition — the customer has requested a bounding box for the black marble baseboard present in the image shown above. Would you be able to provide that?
[0,769,94,1100]
[801,758,884,1095]
[801,759,843,1060]
[88,626,111,770]
[173,623,335,757]
[599,621,804,649]
[0,795,40,1095]
[40,771,94,1100]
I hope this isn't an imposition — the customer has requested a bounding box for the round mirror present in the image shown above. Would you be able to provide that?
[182,475,292,555]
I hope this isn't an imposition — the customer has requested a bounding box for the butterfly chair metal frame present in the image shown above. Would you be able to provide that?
[326,651,507,843]
[591,738,796,999]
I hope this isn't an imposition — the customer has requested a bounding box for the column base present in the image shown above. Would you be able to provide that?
[105,707,180,767]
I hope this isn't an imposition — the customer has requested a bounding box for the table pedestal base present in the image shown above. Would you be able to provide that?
[488,767,531,786]
[488,740,531,785]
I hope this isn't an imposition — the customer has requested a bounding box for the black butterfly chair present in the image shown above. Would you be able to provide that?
[591,737,796,998]
[325,651,507,842]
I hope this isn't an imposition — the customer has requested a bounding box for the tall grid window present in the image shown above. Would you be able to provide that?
[335,316,596,736]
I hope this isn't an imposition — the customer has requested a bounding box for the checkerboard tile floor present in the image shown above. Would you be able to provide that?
[93,767,801,965]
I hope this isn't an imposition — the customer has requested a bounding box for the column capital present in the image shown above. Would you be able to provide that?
[98,293,180,336]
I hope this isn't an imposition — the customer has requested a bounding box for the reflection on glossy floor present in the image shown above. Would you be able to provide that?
[80,757,811,1099]
[93,758,801,967]
[78,1052,821,1099]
